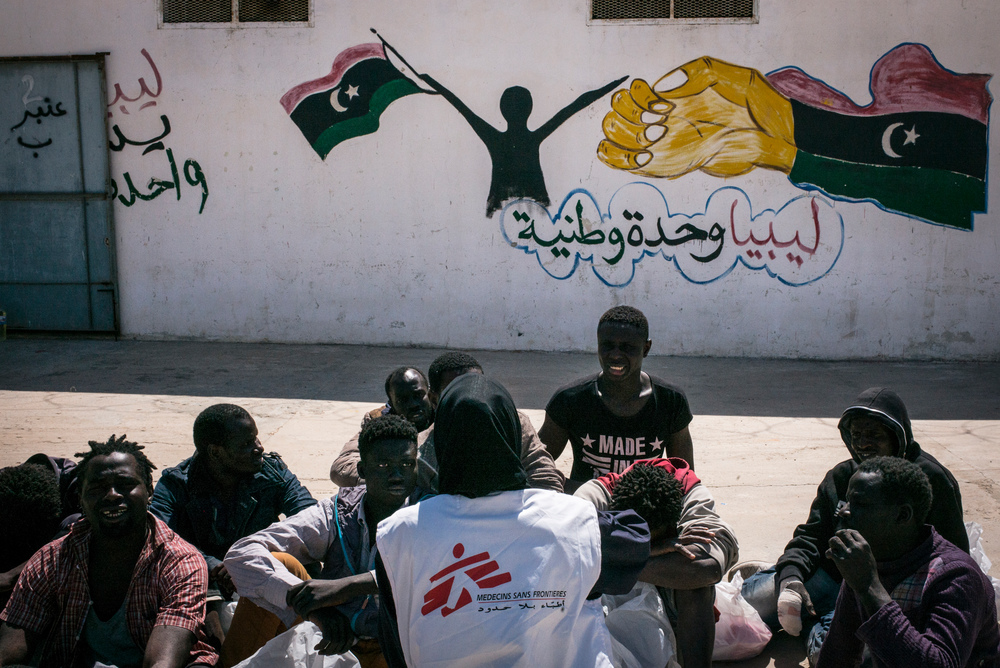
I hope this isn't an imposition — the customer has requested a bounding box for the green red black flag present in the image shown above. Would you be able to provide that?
[280,43,423,159]
[767,43,991,230]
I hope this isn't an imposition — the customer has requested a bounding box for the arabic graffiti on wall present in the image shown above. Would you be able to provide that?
[500,183,844,287]
[598,44,990,230]
[108,49,209,214]
[9,76,68,158]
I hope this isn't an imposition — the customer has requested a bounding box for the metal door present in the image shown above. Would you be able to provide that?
[0,54,118,333]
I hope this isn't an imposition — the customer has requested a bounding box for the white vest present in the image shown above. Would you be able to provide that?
[377,488,614,668]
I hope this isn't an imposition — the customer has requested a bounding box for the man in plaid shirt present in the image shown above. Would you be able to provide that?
[0,436,217,668]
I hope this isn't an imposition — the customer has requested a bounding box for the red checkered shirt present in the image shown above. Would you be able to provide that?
[0,513,218,667]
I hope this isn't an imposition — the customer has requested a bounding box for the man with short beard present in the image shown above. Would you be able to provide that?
[330,367,435,488]
[224,415,420,668]
[0,435,217,668]
[331,356,562,493]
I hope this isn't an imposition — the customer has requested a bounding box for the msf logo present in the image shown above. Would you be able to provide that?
[421,543,512,617]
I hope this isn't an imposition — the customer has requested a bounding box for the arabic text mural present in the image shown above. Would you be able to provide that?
[501,183,843,287]
[283,40,988,287]
[108,49,209,214]
[598,44,990,231]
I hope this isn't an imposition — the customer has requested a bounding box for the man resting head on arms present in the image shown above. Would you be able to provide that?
[577,458,739,668]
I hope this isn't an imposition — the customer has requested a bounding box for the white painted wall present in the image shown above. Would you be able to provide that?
[2,0,998,359]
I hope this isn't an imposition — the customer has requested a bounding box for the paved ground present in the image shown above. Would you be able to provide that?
[2,338,998,667]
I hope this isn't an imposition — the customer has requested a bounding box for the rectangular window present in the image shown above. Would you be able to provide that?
[161,0,310,26]
[591,0,755,23]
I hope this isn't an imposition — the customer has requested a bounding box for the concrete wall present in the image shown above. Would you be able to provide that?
[2,0,998,359]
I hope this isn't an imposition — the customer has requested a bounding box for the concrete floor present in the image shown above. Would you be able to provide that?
[2,338,999,667]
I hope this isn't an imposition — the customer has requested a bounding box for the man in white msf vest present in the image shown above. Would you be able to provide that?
[375,374,651,667]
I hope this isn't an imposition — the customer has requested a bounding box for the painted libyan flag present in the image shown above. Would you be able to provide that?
[767,43,991,230]
[280,43,423,159]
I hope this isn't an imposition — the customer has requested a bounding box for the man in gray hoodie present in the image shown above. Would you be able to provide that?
[739,387,967,665]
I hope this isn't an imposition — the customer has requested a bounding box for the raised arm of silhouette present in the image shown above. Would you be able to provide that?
[419,73,627,217]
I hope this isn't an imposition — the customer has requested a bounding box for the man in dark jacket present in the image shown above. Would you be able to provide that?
[149,404,317,632]
[740,387,967,665]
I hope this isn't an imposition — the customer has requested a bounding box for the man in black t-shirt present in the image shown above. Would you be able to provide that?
[539,306,694,492]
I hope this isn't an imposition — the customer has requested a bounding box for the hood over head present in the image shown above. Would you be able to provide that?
[434,373,527,498]
[838,387,914,461]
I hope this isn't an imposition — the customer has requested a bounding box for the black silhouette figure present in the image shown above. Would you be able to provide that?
[419,74,628,217]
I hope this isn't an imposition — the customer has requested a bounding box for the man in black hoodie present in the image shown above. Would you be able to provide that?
[739,387,967,665]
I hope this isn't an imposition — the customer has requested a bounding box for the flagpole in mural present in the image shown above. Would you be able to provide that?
[597,44,991,231]
[369,28,423,85]
[281,31,625,218]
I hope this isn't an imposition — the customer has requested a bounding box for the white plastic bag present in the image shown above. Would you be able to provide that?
[232,622,361,668]
[603,582,682,668]
[966,521,1000,620]
[713,572,772,661]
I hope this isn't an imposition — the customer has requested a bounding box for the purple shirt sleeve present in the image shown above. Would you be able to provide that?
[856,569,994,668]
[817,561,999,668]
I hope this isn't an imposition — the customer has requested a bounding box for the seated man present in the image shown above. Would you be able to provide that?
[330,353,563,492]
[576,458,739,668]
[150,404,317,637]
[223,415,419,668]
[539,306,695,492]
[816,457,999,667]
[375,374,650,668]
[740,387,968,664]
[0,463,65,611]
[330,366,434,488]
[0,435,217,668]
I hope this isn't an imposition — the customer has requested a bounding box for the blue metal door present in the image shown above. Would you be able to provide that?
[0,54,118,333]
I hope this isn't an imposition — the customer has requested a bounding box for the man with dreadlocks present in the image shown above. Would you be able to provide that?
[577,458,739,668]
[540,305,696,493]
[0,435,218,668]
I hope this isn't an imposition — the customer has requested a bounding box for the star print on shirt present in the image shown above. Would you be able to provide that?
[650,436,663,450]
[581,434,595,448]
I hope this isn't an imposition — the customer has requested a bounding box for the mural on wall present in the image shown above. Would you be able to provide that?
[500,184,843,287]
[280,38,425,160]
[415,71,626,217]
[9,77,67,158]
[282,32,624,217]
[598,44,991,231]
[282,40,988,288]
[108,49,209,214]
